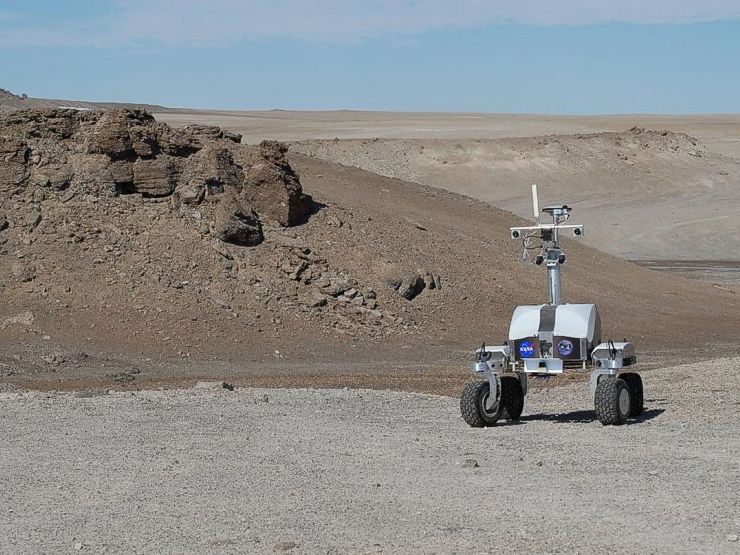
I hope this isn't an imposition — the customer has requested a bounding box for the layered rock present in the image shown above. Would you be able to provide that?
[0,109,314,246]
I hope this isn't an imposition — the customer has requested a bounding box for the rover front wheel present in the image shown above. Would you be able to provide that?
[460,380,502,427]
[594,376,630,425]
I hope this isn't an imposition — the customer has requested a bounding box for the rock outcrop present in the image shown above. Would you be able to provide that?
[0,109,313,246]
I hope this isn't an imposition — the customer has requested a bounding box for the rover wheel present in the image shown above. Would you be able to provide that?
[460,380,502,427]
[620,372,644,416]
[501,376,524,420]
[594,377,630,426]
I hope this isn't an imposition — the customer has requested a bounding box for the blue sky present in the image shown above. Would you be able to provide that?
[1,1,739,113]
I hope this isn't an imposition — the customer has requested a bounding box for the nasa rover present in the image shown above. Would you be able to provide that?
[460,185,643,427]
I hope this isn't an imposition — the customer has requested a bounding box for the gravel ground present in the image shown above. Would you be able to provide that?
[1,358,738,554]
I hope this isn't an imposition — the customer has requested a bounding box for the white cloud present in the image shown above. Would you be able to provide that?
[2,1,740,47]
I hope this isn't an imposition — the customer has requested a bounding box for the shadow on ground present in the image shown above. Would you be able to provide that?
[517,408,665,425]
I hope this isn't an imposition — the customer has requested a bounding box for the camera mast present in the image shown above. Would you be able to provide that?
[509,185,584,305]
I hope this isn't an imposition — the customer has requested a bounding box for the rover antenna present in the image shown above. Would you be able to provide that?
[509,187,584,305]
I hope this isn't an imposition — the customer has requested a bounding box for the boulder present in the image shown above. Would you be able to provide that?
[242,140,310,226]
[184,145,244,196]
[396,272,425,300]
[214,191,264,246]
[30,164,73,190]
[132,156,181,197]
[86,111,136,159]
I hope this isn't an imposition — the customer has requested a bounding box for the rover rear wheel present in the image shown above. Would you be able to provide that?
[460,380,502,427]
[620,372,644,416]
[501,376,524,420]
[594,376,630,425]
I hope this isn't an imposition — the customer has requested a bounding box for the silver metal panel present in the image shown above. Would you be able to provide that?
[508,305,544,340]
[552,304,599,343]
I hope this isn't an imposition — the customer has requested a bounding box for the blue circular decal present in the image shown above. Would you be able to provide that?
[557,339,574,357]
[518,340,535,358]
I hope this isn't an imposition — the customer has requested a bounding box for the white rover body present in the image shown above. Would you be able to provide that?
[461,186,644,426]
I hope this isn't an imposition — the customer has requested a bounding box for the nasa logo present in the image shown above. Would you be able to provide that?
[558,339,574,357]
[518,340,535,358]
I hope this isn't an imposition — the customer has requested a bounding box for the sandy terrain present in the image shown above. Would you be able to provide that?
[2,357,738,554]
[153,110,740,159]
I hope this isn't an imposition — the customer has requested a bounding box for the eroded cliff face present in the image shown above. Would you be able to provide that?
[0,109,312,245]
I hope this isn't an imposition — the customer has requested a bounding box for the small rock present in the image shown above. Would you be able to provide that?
[73,542,83,550]
[461,459,479,469]
[60,189,76,203]
[42,352,65,366]
[261,394,269,403]
[193,381,233,391]
[1,311,35,328]
[26,209,42,230]
[273,541,299,552]
[11,261,36,282]
[298,288,327,308]
[727,534,738,542]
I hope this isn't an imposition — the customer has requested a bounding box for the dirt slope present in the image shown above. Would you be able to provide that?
[293,129,740,262]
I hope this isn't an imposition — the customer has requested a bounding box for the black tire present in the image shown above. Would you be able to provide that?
[460,380,502,427]
[594,377,630,426]
[501,376,524,420]
[620,372,644,417]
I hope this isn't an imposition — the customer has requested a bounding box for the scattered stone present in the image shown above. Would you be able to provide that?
[273,541,299,552]
[727,534,738,543]
[26,209,42,230]
[298,288,327,308]
[193,381,234,391]
[10,261,36,282]
[60,189,76,203]
[41,352,65,366]
[396,272,425,300]
[1,311,35,328]
[461,459,479,469]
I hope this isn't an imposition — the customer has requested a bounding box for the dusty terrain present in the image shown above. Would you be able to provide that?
[2,357,738,554]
